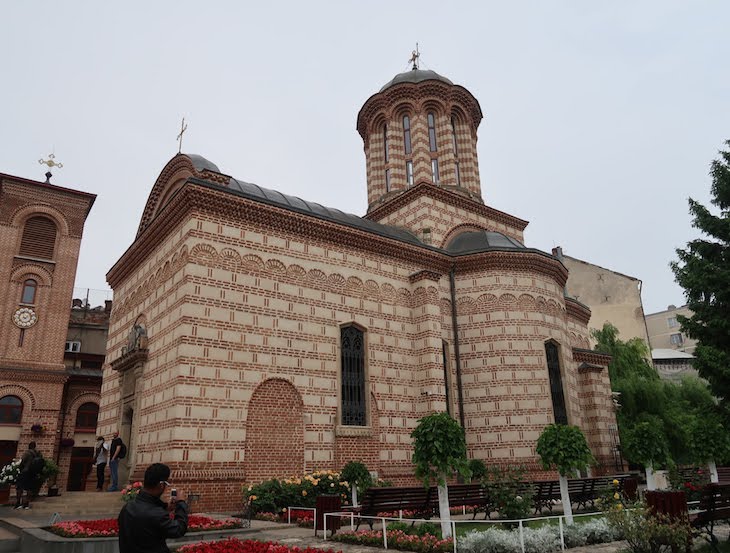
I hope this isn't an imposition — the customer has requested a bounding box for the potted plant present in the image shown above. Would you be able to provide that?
[60,437,75,448]
[536,424,594,524]
[621,416,671,491]
[30,423,44,434]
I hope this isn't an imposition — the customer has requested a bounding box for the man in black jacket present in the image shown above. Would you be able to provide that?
[118,463,189,553]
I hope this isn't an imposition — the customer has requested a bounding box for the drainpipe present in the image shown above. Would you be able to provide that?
[449,266,466,428]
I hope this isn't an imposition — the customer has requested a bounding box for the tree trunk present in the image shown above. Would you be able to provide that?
[645,463,656,491]
[437,483,452,538]
[351,484,358,507]
[559,474,574,525]
[708,460,719,483]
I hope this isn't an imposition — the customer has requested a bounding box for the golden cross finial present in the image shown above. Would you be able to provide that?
[176,117,188,154]
[409,43,420,70]
[38,153,63,169]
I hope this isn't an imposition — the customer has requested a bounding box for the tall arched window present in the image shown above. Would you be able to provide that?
[545,342,568,425]
[19,216,57,260]
[403,115,412,155]
[21,279,37,304]
[75,402,99,431]
[383,124,391,192]
[0,396,23,425]
[428,112,438,152]
[341,326,366,426]
[452,117,462,186]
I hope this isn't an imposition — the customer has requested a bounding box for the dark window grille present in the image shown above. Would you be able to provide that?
[341,326,366,426]
[385,168,391,192]
[403,116,412,155]
[0,396,23,425]
[451,117,459,156]
[455,162,461,186]
[428,112,438,151]
[21,279,37,304]
[19,216,57,260]
[383,124,389,163]
[545,342,568,425]
[442,341,451,416]
[75,402,99,431]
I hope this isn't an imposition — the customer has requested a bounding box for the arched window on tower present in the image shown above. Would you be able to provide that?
[341,325,366,426]
[0,396,23,425]
[383,124,391,192]
[21,279,37,305]
[403,115,412,155]
[428,112,438,152]
[75,402,99,432]
[545,341,568,425]
[451,117,462,186]
[19,216,57,260]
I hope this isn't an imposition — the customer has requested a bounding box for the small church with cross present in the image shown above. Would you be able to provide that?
[99,62,618,511]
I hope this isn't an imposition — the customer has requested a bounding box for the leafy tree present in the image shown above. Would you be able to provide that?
[340,461,372,507]
[536,424,594,524]
[671,140,730,409]
[467,459,488,482]
[591,323,655,382]
[411,412,470,538]
[689,413,730,481]
[620,415,671,490]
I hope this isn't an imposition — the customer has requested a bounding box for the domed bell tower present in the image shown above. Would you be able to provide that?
[357,63,484,213]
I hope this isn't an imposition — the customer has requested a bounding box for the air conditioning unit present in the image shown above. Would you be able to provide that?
[65,341,81,353]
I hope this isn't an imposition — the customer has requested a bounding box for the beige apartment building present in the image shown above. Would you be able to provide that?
[645,304,697,354]
[554,248,650,346]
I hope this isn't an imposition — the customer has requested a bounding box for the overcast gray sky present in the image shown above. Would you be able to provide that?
[2,1,728,317]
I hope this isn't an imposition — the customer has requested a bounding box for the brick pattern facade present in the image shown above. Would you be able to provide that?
[99,71,619,511]
[0,173,95,491]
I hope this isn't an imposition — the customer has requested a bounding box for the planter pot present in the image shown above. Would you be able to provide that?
[0,487,11,504]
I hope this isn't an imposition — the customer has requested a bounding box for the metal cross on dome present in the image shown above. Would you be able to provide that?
[38,153,64,183]
[176,117,188,154]
[409,43,420,70]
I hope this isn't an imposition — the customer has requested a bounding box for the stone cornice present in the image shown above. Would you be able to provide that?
[366,181,529,233]
[409,270,442,283]
[454,250,569,287]
[566,297,592,325]
[573,348,612,366]
[0,366,68,384]
[110,349,149,372]
[357,81,482,143]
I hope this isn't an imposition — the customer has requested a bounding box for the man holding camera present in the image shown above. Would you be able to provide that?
[118,463,189,553]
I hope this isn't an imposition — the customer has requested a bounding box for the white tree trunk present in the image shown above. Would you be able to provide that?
[437,483,452,538]
[351,484,358,507]
[645,463,656,491]
[559,474,574,525]
[708,460,719,483]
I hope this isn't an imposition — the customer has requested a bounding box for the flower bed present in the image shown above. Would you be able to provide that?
[255,509,314,527]
[48,515,242,538]
[177,539,341,553]
[333,529,453,553]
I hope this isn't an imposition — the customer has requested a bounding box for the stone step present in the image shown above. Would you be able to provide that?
[0,527,18,553]
[23,492,123,515]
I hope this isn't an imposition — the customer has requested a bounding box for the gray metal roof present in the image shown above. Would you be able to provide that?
[186,155,553,260]
[380,69,453,92]
[445,230,526,254]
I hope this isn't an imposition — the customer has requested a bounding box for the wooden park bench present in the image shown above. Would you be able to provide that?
[532,475,632,514]
[446,483,493,519]
[690,483,730,552]
[343,486,436,529]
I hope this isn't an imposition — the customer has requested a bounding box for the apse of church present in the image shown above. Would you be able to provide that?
[100,66,617,511]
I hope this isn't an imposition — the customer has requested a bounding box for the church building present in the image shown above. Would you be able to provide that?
[100,66,617,511]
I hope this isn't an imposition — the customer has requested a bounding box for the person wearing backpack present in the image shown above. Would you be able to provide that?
[108,431,126,492]
[15,442,42,509]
